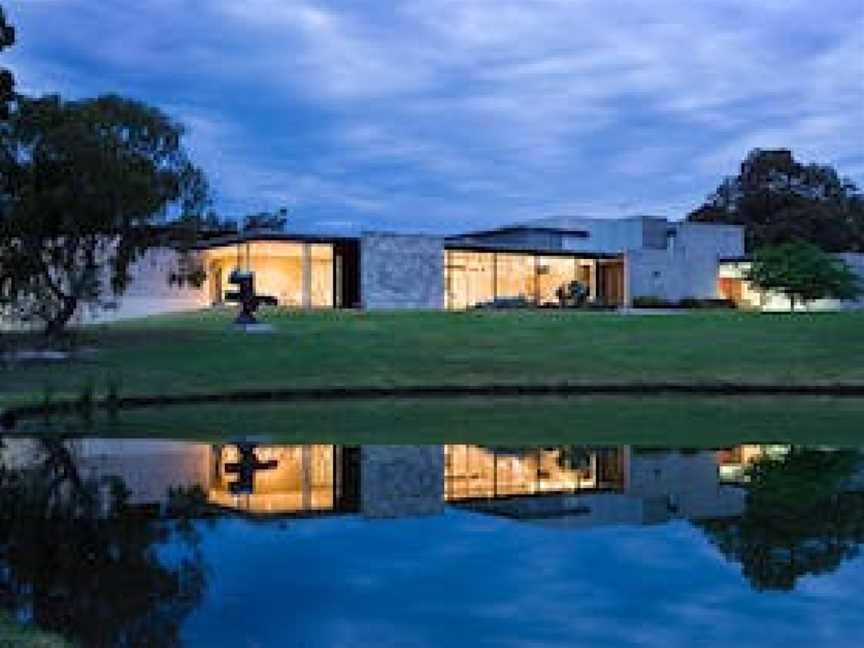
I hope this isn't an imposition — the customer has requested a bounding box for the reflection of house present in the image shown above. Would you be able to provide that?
[450,447,748,529]
[1,440,783,527]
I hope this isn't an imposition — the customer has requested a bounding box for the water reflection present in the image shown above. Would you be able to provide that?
[1,438,863,646]
[0,437,205,647]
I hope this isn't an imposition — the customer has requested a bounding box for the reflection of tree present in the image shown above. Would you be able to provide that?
[0,437,205,646]
[697,448,864,591]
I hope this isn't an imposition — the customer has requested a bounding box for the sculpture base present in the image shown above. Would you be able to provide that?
[234,323,275,334]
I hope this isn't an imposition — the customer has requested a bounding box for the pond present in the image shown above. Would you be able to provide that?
[1,436,863,647]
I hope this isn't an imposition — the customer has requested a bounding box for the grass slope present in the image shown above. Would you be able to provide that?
[3,309,864,408]
[14,396,864,447]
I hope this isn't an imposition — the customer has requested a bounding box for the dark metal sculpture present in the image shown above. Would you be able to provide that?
[224,443,279,496]
[224,269,277,325]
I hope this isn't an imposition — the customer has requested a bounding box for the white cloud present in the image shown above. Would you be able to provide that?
[4,0,863,229]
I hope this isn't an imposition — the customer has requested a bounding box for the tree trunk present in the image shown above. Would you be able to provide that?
[789,295,796,313]
[44,296,78,339]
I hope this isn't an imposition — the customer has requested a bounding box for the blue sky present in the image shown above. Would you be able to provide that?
[4,0,864,233]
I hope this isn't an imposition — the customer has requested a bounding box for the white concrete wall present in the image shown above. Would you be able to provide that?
[625,222,745,303]
[523,216,647,254]
[72,247,209,324]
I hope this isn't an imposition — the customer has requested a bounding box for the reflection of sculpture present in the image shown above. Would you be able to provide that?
[224,269,277,326]
[224,443,279,495]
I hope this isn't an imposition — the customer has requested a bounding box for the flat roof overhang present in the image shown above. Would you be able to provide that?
[444,242,624,259]
[192,231,360,251]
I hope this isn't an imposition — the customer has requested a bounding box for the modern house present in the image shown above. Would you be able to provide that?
[60,214,864,324]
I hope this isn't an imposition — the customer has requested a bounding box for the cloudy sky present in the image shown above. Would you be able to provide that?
[4,0,864,233]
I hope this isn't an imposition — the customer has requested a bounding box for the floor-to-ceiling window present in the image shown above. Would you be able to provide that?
[445,250,495,310]
[537,256,577,305]
[444,445,625,501]
[495,253,536,301]
[204,241,336,308]
[445,250,611,310]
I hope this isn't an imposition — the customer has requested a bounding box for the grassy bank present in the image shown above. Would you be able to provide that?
[3,308,864,407]
[0,612,72,648]
[13,396,864,447]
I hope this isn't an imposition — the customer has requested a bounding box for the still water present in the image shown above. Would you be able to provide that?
[1,438,863,647]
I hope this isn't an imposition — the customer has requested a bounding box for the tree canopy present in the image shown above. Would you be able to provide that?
[744,241,861,310]
[688,149,864,252]
[242,207,289,232]
[0,94,209,334]
[0,5,14,119]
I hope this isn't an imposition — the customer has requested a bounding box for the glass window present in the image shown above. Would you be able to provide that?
[445,251,495,309]
[537,257,577,305]
[495,254,536,302]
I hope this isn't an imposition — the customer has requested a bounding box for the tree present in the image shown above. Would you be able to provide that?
[744,241,862,311]
[697,448,864,591]
[0,94,209,335]
[688,149,864,252]
[242,207,289,232]
[0,5,14,118]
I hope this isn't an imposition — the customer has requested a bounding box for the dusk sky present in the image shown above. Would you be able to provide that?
[4,0,864,234]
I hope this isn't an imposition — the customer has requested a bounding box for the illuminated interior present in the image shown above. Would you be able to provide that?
[444,250,617,309]
[716,444,792,482]
[204,241,334,308]
[444,445,626,500]
[209,444,344,514]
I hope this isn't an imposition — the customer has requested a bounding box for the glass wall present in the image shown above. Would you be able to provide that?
[537,256,577,304]
[495,253,537,301]
[445,251,495,310]
[204,241,335,308]
[445,250,608,309]
[444,445,625,501]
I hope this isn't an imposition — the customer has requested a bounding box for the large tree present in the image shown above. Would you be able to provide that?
[745,241,862,311]
[0,94,208,335]
[0,5,14,118]
[688,149,864,252]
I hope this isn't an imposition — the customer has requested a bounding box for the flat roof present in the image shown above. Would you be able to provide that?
[446,225,590,241]
[193,230,359,250]
[445,242,622,259]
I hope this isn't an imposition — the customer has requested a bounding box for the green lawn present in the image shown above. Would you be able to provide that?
[17,395,861,447]
[3,308,864,408]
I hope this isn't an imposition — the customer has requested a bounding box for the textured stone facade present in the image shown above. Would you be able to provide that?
[360,232,444,309]
[360,445,444,518]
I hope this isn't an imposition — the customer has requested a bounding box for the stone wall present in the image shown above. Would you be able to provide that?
[360,233,444,309]
[360,445,444,518]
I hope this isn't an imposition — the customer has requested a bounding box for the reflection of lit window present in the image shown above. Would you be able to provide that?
[209,445,338,514]
[444,446,624,500]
